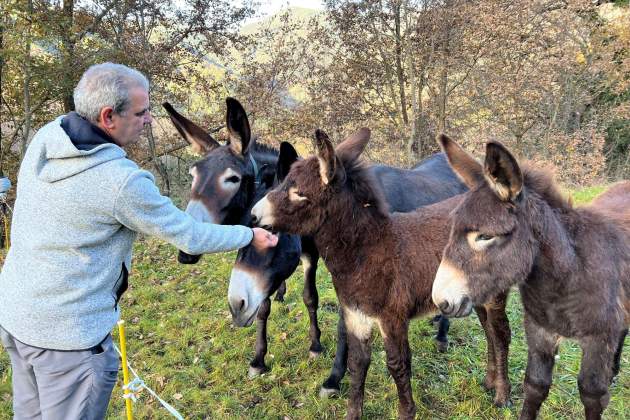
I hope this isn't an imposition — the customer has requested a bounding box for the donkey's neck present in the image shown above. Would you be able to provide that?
[522,191,630,336]
[251,142,279,167]
[527,195,578,285]
[314,197,394,282]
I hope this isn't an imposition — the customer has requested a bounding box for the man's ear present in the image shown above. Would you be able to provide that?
[99,107,116,130]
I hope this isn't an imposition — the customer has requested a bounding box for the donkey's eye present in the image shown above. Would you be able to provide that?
[466,231,498,251]
[476,233,494,242]
[226,176,241,184]
[289,187,308,202]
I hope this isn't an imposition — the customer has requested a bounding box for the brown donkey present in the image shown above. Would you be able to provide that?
[251,129,511,419]
[432,136,630,420]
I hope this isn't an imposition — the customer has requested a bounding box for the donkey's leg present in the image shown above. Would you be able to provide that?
[302,240,323,357]
[342,306,373,419]
[429,314,442,326]
[274,280,287,302]
[382,320,416,420]
[435,316,449,353]
[248,298,271,378]
[474,305,497,390]
[612,328,627,379]
[578,336,616,420]
[519,315,559,420]
[345,331,372,420]
[320,307,348,398]
[486,292,511,407]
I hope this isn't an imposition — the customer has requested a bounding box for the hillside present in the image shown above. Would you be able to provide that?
[241,7,322,35]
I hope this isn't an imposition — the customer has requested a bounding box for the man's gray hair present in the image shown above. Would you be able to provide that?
[73,63,149,123]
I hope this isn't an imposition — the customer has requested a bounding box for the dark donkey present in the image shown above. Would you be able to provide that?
[228,144,470,382]
[227,141,305,378]
[163,100,325,357]
[432,136,630,420]
[251,128,512,419]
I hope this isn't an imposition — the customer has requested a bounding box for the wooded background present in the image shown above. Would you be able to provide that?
[2,0,629,201]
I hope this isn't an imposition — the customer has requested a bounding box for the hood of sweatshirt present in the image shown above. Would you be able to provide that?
[36,114,127,183]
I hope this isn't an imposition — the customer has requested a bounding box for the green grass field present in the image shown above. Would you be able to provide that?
[1,185,628,419]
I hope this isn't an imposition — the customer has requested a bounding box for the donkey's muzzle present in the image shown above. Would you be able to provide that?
[438,296,472,318]
[178,250,201,264]
[251,195,275,230]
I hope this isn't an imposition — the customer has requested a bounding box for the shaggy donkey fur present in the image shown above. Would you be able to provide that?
[433,136,630,420]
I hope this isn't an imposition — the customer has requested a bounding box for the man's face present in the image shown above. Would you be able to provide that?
[108,87,152,147]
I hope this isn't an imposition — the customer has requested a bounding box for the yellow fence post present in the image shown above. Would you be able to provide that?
[3,212,9,251]
[117,320,133,420]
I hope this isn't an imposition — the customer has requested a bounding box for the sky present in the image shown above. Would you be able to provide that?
[247,0,324,23]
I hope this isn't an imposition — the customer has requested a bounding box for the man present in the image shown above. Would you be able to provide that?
[0,62,277,419]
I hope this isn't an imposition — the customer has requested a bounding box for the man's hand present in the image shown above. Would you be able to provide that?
[251,227,278,251]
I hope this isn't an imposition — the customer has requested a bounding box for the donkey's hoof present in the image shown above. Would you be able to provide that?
[248,366,267,379]
[319,386,340,399]
[482,381,495,391]
[436,339,448,353]
[309,350,323,359]
[481,376,496,391]
[274,294,285,302]
[493,397,512,408]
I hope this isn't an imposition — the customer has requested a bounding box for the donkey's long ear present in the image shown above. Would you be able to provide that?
[336,127,371,162]
[277,142,299,181]
[314,129,345,185]
[226,97,252,156]
[163,102,220,155]
[438,134,484,189]
[484,141,523,202]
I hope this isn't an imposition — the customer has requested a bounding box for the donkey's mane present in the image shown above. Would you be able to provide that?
[339,154,389,217]
[248,138,279,166]
[251,139,279,157]
[521,163,571,210]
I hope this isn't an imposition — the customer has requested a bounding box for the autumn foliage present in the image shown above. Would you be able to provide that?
[1,0,629,194]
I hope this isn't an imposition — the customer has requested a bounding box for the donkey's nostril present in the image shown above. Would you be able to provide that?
[239,299,246,312]
[438,301,451,314]
[251,214,259,225]
[458,296,472,317]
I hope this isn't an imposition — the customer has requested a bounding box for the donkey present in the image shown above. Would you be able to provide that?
[432,136,630,420]
[163,99,324,360]
[251,128,512,418]
[228,144,469,381]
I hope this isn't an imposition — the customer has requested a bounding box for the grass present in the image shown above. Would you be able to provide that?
[568,185,608,205]
[0,185,629,419]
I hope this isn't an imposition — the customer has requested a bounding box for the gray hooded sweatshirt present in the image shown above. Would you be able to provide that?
[0,116,254,350]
